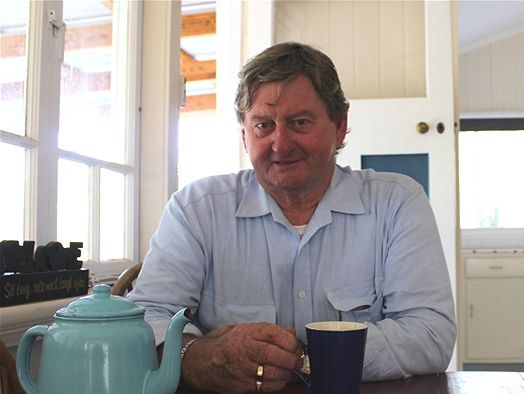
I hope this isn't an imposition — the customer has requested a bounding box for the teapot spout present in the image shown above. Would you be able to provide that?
[144,308,192,394]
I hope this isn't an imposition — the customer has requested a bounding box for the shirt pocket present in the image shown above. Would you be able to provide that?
[326,287,381,323]
[198,293,277,331]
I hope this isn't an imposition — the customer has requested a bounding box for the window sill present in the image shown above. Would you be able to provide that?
[462,228,524,252]
[0,296,82,347]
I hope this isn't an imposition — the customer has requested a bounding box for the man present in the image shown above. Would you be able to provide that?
[129,42,456,393]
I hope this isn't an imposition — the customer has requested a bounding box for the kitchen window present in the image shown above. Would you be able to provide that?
[0,0,140,263]
[459,118,524,251]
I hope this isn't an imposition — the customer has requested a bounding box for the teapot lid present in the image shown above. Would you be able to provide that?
[56,284,145,319]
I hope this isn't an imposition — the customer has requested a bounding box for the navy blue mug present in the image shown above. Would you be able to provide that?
[296,321,368,394]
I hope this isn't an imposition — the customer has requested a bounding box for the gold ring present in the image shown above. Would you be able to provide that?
[256,364,264,379]
[256,379,263,392]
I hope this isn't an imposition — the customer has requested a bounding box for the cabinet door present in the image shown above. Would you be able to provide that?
[466,278,524,361]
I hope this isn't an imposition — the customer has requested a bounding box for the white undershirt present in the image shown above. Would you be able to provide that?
[293,224,308,236]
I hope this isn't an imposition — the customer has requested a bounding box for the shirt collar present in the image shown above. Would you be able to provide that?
[236,171,271,218]
[326,165,367,215]
[235,165,366,218]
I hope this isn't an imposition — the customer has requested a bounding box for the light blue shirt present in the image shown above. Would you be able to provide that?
[129,165,456,381]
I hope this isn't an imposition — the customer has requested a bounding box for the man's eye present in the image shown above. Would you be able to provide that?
[289,119,311,130]
[254,121,275,134]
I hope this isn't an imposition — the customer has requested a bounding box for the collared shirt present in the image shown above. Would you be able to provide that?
[129,165,456,381]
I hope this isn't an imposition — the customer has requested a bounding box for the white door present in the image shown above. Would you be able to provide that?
[337,0,457,296]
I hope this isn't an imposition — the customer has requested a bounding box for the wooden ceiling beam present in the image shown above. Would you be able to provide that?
[181,93,216,112]
[181,12,216,36]
[0,7,216,111]
[100,0,113,11]
[181,50,215,81]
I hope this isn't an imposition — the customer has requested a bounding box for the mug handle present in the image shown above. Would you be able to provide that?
[16,325,49,394]
[292,338,312,391]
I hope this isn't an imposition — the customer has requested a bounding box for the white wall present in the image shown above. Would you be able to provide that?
[139,1,182,259]
[275,0,426,100]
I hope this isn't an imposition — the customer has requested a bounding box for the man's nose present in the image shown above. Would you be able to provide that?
[272,124,295,153]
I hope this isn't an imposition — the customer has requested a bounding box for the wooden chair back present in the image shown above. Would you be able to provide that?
[0,339,24,394]
[111,262,143,296]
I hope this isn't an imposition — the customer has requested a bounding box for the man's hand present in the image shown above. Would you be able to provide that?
[181,323,303,393]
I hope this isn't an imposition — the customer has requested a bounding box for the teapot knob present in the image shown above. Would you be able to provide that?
[92,284,111,299]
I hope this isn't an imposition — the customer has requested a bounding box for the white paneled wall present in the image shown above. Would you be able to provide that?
[274,0,425,99]
[459,32,524,114]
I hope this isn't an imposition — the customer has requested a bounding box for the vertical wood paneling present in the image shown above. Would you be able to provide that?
[306,1,330,49]
[459,32,524,114]
[274,1,307,43]
[462,48,491,111]
[491,38,515,111]
[404,0,425,97]
[461,51,472,110]
[380,1,405,97]
[330,1,356,99]
[516,34,524,110]
[354,1,380,97]
[274,0,425,100]
[458,54,469,111]
[476,48,493,110]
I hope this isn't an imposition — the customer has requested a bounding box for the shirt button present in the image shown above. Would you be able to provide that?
[298,290,306,299]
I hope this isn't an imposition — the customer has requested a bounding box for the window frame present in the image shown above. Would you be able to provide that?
[1,0,141,269]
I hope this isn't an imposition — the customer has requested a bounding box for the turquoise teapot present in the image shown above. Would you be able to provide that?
[16,284,192,394]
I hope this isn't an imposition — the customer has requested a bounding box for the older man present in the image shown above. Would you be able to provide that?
[129,42,456,393]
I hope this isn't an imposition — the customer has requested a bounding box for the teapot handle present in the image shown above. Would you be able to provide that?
[16,325,49,394]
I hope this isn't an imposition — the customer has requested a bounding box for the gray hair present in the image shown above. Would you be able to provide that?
[234,42,350,126]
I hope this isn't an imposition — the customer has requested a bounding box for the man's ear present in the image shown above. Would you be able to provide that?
[336,113,348,147]
[241,128,248,152]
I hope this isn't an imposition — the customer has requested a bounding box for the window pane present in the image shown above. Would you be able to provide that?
[57,159,89,261]
[59,0,124,163]
[0,0,29,135]
[0,143,25,240]
[100,169,125,261]
[459,130,524,229]
[178,110,239,188]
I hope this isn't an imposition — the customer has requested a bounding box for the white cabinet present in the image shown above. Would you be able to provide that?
[464,254,524,363]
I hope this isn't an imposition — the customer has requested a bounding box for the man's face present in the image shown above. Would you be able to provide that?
[241,74,347,199]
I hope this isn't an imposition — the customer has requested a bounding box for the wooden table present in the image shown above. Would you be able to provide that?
[177,371,524,393]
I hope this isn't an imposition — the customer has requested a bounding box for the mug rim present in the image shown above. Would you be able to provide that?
[305,321,368,332]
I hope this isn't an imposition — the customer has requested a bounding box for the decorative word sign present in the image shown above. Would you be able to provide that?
[0,241,88,307]
[0,241,83,274]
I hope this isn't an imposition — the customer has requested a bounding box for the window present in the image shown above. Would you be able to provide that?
[177,6,239,188]
[0,0,30,242]
[0,0,140,263]
[459,118,524,250]
[0,143,26,241]
[178,109,239,188]
[459,130,524,229]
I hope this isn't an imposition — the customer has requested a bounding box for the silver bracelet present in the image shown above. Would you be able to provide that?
[180,338,199,360]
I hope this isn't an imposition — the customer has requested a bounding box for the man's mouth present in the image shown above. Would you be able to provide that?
[273,158,301,166]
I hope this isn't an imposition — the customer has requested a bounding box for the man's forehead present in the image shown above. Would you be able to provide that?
[251,80,289,107]
[252,76,316,104]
